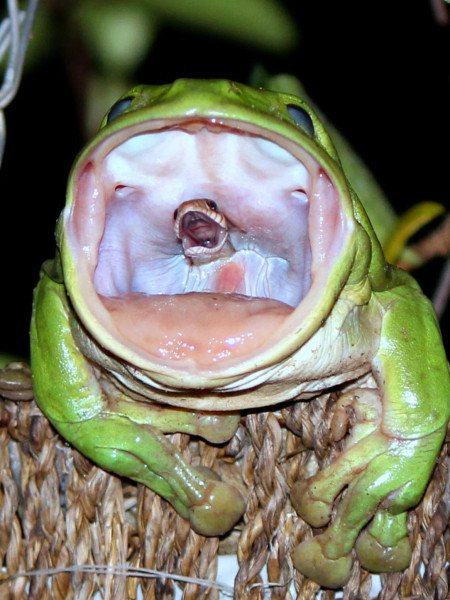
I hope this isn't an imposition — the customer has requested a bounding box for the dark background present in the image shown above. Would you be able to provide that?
[1,0,449,358]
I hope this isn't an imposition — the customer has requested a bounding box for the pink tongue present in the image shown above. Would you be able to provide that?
[101,292,293,366]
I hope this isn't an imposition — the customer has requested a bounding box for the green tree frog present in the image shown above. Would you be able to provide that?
[30,79,450,589]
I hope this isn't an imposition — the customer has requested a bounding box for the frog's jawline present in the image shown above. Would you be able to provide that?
[68,120,347,371]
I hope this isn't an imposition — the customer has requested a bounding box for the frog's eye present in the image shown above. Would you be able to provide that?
[106,96,135,124]
[286,104,315,137]
[207,200,218,211]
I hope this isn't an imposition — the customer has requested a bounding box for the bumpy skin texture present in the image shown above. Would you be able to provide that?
[30,80,450,589]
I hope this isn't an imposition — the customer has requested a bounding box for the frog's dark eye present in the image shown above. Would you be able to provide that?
[286,104,315,136]
[207,200,218,211]
[173,208,179,220]
[106,96,135,124]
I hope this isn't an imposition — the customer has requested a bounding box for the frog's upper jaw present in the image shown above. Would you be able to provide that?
[63,115,361,395]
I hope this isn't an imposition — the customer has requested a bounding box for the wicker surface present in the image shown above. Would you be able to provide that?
[0,361,448,600]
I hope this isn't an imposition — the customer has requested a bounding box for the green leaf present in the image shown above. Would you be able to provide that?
[76,1,157,74]
[147,0,299,53]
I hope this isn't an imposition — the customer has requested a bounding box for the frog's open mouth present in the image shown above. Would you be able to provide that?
[67,119,350,376]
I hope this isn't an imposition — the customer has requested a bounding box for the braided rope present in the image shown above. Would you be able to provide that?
[0,362,448,600]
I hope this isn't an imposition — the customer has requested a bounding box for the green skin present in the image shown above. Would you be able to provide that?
[30,80,450,589]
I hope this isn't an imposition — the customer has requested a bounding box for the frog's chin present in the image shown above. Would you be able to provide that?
[64,118,353,387]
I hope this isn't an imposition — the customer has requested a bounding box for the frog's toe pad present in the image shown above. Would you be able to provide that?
[290,480,332,527]
[356,530,412,573]
[293,538,353,589]
[189,480,245,537]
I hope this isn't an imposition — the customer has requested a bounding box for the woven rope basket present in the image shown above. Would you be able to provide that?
[0,361,448,600]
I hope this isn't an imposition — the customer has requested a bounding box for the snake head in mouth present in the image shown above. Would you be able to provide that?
[173,199,234,263]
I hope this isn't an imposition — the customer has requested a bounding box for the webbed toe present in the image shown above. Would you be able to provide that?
[189,480,245,536]
[293,537,353,589]
[355,529,411,573]
[290,480,333,527]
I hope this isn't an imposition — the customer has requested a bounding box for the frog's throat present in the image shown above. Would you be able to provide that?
[63,118,355,389]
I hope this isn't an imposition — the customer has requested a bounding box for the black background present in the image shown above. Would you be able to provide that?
[1,0,449,357]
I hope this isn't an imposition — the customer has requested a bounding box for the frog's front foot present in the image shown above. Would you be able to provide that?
[292,515,411,589]
[50,404,245,537]
[94,416,246,536]
[290,390,446,588]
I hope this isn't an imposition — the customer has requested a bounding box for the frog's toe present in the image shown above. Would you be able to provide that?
[290,480,333,527]
[189,480,245,536]
[355,529,411,573]
[195,413,241,444]
[293,537,353,589]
